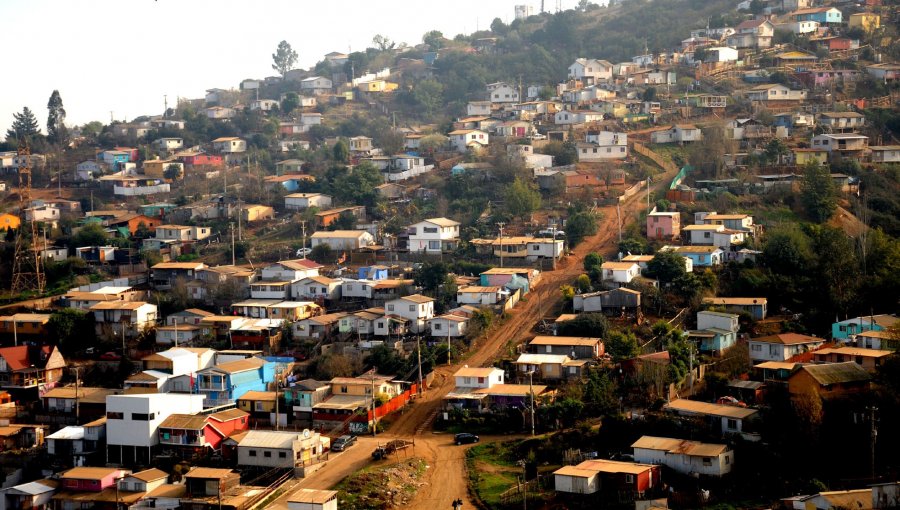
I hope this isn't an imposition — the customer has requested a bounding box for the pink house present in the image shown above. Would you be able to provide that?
[646,209,681,240]
[60,467,130,491]
[797,69,860,89]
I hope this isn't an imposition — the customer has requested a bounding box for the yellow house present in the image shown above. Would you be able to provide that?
[848,13,879,31]
[237,390,277,414]
[239,204,275,222]
[143,159,183,178]
[331,374,403,398]
[793,148,828,166]
[0,213,21,232]
[357,80,399,93]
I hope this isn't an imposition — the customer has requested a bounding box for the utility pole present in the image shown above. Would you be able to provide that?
[869,405,878,482]
[300,220,308,259]
[72,367,81,423]
[497,222,506,268]
[616,203,622,242]
[528,370,535,436]
[447,318,452,366]
[237,199,243,242]
[371,373,377,437]
[12,321,17,347]
[646,176,651,213]
[416,335,424,396]
[688,343,694,396]
[275,369,282,431]
[230,223,236,266]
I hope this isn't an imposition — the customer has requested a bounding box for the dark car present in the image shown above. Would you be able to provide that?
[332,435,357,452]
[100,352,122,361]
[454,433,479,445]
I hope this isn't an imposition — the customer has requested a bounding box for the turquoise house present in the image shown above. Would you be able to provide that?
[831,314,898,341]
[689,328,737,355]
[794,7,842,24]
[195,357,275,408]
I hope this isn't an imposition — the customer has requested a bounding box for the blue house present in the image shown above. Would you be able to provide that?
[195,357,275,408]
[793,7,842,24]
[358,265,389,280]
[666,246,724,267]
[831,314,898,341]
[139,202,176,218]
[689,328,736,355]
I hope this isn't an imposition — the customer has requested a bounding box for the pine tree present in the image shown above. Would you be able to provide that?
[271,40,298,78]
[47,90,68,146]
[5,107,40,141]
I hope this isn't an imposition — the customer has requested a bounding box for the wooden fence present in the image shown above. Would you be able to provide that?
[632,142,678,173]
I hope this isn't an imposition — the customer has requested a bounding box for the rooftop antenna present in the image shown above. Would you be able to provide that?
[164,94,168,117]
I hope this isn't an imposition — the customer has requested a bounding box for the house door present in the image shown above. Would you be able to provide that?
[656,227,663,238]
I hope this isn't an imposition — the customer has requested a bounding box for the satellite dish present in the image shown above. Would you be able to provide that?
[302,429,311,439]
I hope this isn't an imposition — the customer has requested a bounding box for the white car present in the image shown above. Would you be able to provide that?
[295,248,312,257]
[530,133,547,140]
[538,229,565,238]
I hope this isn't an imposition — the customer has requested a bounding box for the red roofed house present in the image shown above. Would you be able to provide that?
[157,408,250,459]
[748,333,826,363]
[0,345,66,400]
[554,459,661,498]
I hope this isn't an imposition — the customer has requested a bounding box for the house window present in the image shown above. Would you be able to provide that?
[703,457,712,466]
[409,305,416,312]
[255,402,265,412]
[131,413,154,421]
[726,419,738,430]
[279,451,287,458]
[106,412,124,420]
[341,386,348,393]
[434,323,442,331]
[428,241,440,250]
[625,474,634,483]
[264,451,272,458]
[249,450,257,457]
[725,455,730,465]
[387,304,394,311]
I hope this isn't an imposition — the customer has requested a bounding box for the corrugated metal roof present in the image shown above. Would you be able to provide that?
[631,436,728,456]
[238,430,301,449]
[797,362,871,386]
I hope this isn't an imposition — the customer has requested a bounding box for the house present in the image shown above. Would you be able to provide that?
[0,213,21,232]
[236,391,278,425]
[818,112,865,132]
[854,330,900,351]
[237,429,328,468]
[702,297,767,320]
[0,479,59,510]
[832,314,898,341]
[155,324,202,347]
[632,436,733,477]
[573,288,642,314]
[261,259,321,283]
[239,204,275,223]
[284,380,331,426]
[448,129,489,152]
[453,367,505,391]
[599,262,640,286]
[0,313,51,340]
[176,151,224,167]
[788,362,871,401]
[682,225,745,249]
[513,353,585,381]
[651,125,702,144]
[385,294,434,333]
[313,374,412,433]
[646,209,680,240]
[792,6,842,24]
[293,312,347,340]
[105,393,205,465]
[696,212,755,233]
[195,357,275,407]
[727,19,774,48]
[300,76,333,93]
[408,218,460,254]
[52,467,142,509]
[568,58,613,81]
[811,133,869,154]
[181,467,241,501]
[153,224,212,242]
[661,246,723,267]
[211,137,247,154]
[285,193,332,211]
[793,148,829,166]
[487,82,520,103]
[0,345,65,399]
[702,47,739,63]
[664,399,759,436]
[553,110,604,125]
[813,347,892,371]
[869,146,900,164]
[348,136,373,153]
[746,83,807,102]
[466,101,492,117]
[866,63,900,82]
[250,99,279,111]
[456,286,503,306]
[310,230,375,251]
[528,336,603,359]
[314,205,367,228]
[554,459,661,497]
[90,301,158,340]
[43,386,117,421]
[748,333,826,363]
[287,488,338,510]
[693,310,739,347]
[849,12,880,31]
[292,276,342,302]
[428,314,468,338]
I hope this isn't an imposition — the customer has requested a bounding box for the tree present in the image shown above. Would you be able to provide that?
[415,261,450,295]
[413,80,444,118]
[505,177,541,219]
[48,308,94,356]
[332,140,349,163]
[423,30,445,49]
[372,34,395,51]
[605,330,639,361]
[646,250,687,284]
[763,225,813,275]
[6,107,40,141]
[163,164,182,180]
[46,90,68,146]
[643,87,657,101]
[764,138,789,165]
[490,18,507,35]
[575,274,592,293]
[418,134,447,153]
[309,243,333,264]
[281,92,300,116]
[584,252,604,272]
[271,40,298,78]
[330,210,357,230]
[583,368,620,416]
[618,237,649,255]
[801,163,837,223]
[566,210,598,248]
[557,313,609,338]
[72,223,108,247]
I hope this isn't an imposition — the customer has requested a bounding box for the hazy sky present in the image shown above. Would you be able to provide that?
[1,0,578,132]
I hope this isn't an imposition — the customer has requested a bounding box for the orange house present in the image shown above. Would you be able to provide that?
[788,362,871,401]
[107,214,162,235]
[0,213,21,232]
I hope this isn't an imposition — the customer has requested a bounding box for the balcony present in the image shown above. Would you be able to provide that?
[197,380,226,391]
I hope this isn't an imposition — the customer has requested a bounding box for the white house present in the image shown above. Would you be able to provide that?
[448,129,489,152]
[155,325,202,346]
[457,286,503,306]
[285,193,333,211]
[746,84,807,102]
[453,366,505,390]
[811,133,869,154]
[237,429,327,469]
[250,99,279,111]
[287,489,338,510]
[408,218,460,254]
[600,262,640,285]
[153,224,212,242]
[577,142,627,161]
[467,101,492,117]
[212,137,247,153]
[487,82,520,103]
[153,138,184,152]
[105,393,205,465]
[817,112,865,131]
[651,125,703,144]
[870,146,900,164]
[292,276,342,301]
[682,225,746,248]
[701,47,739,63]
[632,436,733,477]
[384,294,434,333]
[748,333,826,363]
[340,279,376,300]
[568,58,613,81]
[90,301,158,338]
[554,110,605,125]
[310,230,375,251]
[261,259,321,283]
[429,314,468,338]
[664,399,759,436]
[527,238,565,260]
[697,310,739,333]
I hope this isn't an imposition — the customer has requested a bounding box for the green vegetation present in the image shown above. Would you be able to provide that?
[335,458,427,510]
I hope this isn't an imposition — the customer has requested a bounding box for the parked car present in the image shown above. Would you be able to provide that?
[454,433,479,445]
[100,352,122,361]
[332,435,357,452]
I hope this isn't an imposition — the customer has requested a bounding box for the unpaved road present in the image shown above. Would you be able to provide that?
[269,166,677,509]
